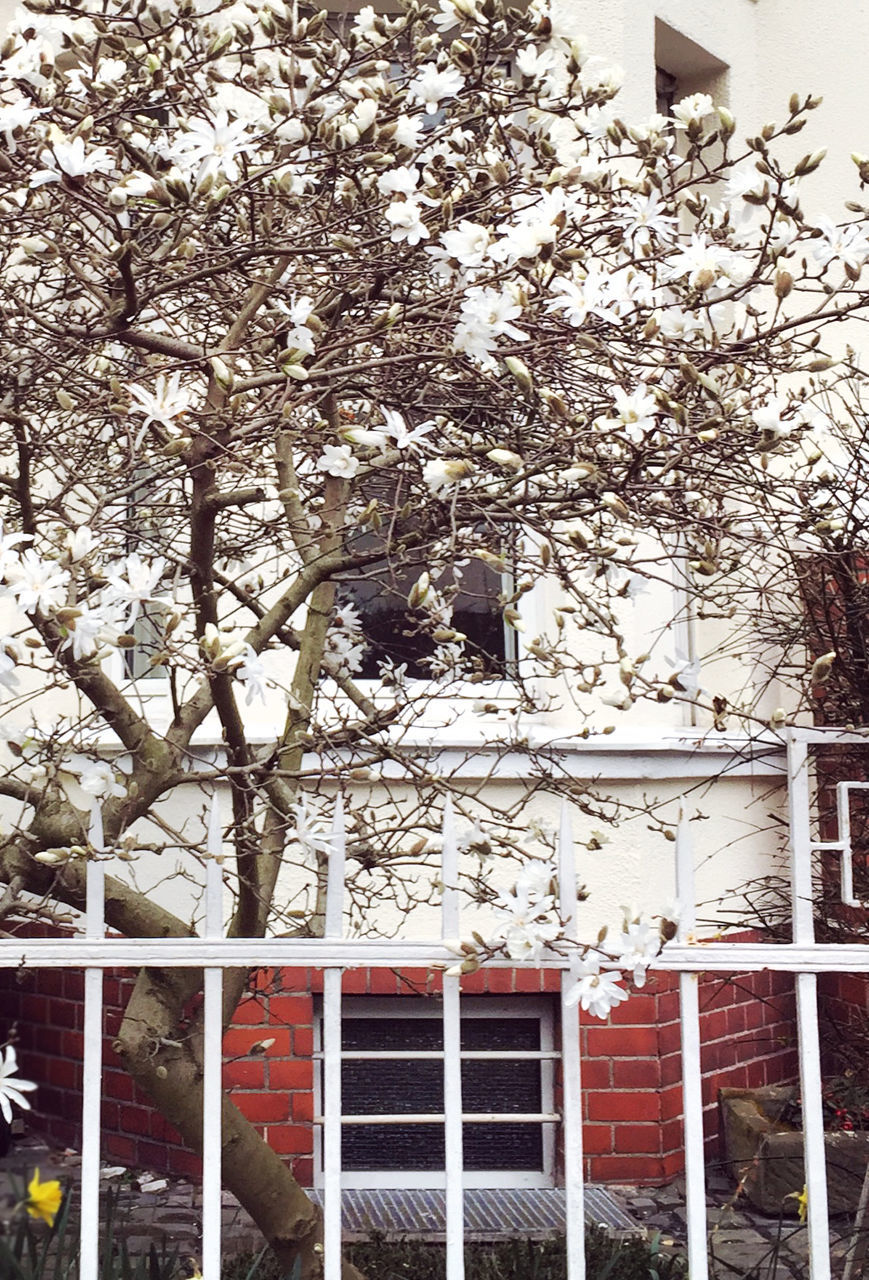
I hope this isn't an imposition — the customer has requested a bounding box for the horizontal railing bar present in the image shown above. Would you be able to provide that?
[7,938,869,972]
[812,842,846,851]
[313,1113,561,1125]
[311,1050,562,1061]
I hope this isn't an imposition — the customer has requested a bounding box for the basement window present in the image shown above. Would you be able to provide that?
[313,996,556,1189]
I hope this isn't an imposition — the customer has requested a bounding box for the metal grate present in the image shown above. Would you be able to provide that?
[306,1187,643,1241]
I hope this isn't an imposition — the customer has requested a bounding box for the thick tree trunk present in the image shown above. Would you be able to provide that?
[113,969,364,1280]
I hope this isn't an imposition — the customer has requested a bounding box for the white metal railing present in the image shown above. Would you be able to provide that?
[2,726,869,1280]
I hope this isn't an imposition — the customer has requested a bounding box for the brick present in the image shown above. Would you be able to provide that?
[659,1086,683,1122]
[49,999,79,1029]
[101,1101,119,1130]
[612,1059,660,1089]
[341,970,369,995]
[457,970,486,994]
[46,1058,81,1089]
[292,1091,315,1122]
[274,968,311,994]
[237,1092,290,1123]
[660,1054,682,1086]
[368,970,399,995]
[292,1157,314,1186]
[120,1106,151,1135]
[223,1027,290,1057]
[614,1125,663,1155]
[606,994,659,1026]
[701,1009,729,1043]
[581,1125,614,1155]
[269,1059,314,1090]
[655,991,680,1024]
[660,1119,683,1154]
[104,1070,135,1101]
[586,1090,658,1123]
[268,995,314,1026]
[224,1059,266,1089]
[232,995,270,1025]
[484,969,514,994]
[514,969,543,993]
[586,1026,658,1057]
[269,1126,314,1155]
[589,1155,664,1183]
[581,1058,612,1090]
[395,969,432,993]
[293,1027,314,1056]
[104,1135,137,1165]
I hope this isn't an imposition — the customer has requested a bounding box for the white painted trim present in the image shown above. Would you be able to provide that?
[312,994,556,1191]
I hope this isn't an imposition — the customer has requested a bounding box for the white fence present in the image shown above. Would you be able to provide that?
[3,726,869,1280]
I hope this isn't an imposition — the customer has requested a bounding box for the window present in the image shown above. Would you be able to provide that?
[313,996,555,1189]
[340,472,518,681]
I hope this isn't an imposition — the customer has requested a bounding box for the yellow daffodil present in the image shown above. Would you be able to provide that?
[797,1186,808,1223]
[25,1169,63,1227]
[787,1185,809,1223]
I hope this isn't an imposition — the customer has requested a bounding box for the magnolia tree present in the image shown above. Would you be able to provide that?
[1,0,869,1266]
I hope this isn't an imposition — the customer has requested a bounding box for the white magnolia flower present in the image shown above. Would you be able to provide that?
[72,757,126,800]
[431,0,483,30]
[436,220,491,269]
[236,646,268,705]
[452,285,527,362]
[377,166,420,198]
[385,200,430,245]
[0,1046,37,1125]
[317,444,360,479]
[423,458,474,494]
[7,551,70,615]
[671,92,715,129]
[407,63,465,114]
[61,603,117,661]
[104,553,168,625]
[493,885,559,961]
[515,45,557,82]
[0,524,30,578]
[0,636,21,692]
[31,135,115,186]
[277,294,317,357]
[812,216,869,272]
[753,396,795,439]
[292,795,332,857]
[175,111,255,185]
[545,269,615,328]
[0,99,42,153]
[614,919,661,988]
[601,385,658,444]
[381,408,436,452]
[128,373,193,436]
[619,190,677,247]
[563,955,629,1018]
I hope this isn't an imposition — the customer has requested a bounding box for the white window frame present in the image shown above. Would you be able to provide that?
[312,994,556,1190]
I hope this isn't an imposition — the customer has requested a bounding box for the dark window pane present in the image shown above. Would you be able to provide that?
[337,1015,545,1172]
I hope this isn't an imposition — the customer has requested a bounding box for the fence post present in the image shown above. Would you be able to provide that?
[788,734,831,1280]
[201,795,225,1280]
[558,801,584,1280]
[675,804,708,1280]
[80,802,105,1280]
[441,796,465,1280]
[323,798,346,1280]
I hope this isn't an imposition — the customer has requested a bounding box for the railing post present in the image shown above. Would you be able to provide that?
[441,796,465,1280]
[558,801,584,1280]
[674,803,708,1280]
[788,732,831,1280]
[201,795,225,1280]
[323,798,346,1280]
[80,802,105,1280]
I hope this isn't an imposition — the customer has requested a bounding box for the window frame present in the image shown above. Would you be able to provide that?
[312,994,557,1190]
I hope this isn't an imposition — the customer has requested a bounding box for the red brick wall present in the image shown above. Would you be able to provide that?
[1,957,798,1185]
